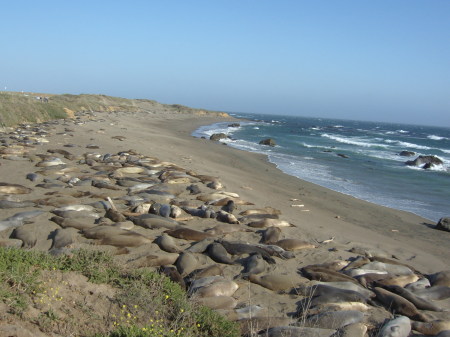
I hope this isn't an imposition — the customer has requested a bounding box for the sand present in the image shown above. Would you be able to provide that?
[1,108,449,334]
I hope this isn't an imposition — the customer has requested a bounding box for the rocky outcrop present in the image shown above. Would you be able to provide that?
[210,133,228,141]
[228,123,240,127]
[436,217,450,232]
[405,155,443,169]
[399,151,416,157]
[259,138,276,147]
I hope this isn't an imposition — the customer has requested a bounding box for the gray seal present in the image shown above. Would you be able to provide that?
[206,243,235,265]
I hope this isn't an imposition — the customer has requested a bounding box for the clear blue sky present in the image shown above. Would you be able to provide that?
[2,1,449,126]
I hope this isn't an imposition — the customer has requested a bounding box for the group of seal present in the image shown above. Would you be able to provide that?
[1,112,449,337]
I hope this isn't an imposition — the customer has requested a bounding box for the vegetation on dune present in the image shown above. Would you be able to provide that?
[0,91,228,127]
[0,247,239,337]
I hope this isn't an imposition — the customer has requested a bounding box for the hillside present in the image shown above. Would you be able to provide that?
[0,92,228,127]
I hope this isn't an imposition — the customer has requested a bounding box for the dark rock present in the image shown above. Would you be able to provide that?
[259,138,276,147]
[405,155,443,169]
[399,151,416,157]
[228,123,240,127]
[209,133,228,141]
[337,153,349,158]
[436,217,450,232]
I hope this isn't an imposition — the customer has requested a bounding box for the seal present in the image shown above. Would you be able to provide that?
[50,228,77,249]
[413,285,450,301]
[0,183,32,194]
[159,266,186,290]
[10,225,37,248]
[155,234,182,253]
[205,223,251,236]
[218,239,276,264]
[373,287,430,321]
[50,216,96,230]
[239,207,281,216]
[404,278,431,292]
[411,320,450,335]
[165,228,214,241]
[378,316,411,337]
[241,253,267,277]
[274,239,316,251]
[206,243,235,265]
[246,218,293,228]
[342,256,371,271]
[261,227,281,244]
[382,284,445,312]
[128,252,179,268]
[307,302,371,315]
[428,270,450,287]
[0,200,35,209]
[304,310,364,330]
[187,264,225,280]
[262,326,336,337]
[335,323,368,337]
[131,214,182,230]
[248,273,304,292]
[175,252,198,276]
[194,279,239,298]
[307,286,370,307]
[301,266,360,284]
[303,281,373,299]
[216,210,239,224]
[374,274,419,288]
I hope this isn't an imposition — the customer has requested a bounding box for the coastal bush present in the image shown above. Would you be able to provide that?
[0,247,239,337]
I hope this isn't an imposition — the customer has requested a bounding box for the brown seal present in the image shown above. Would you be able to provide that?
[274,239,316,251]
[261,227,281,244]
[0,183,32,194]
[412,320,450,335]
[165,228,213,241]
[373,287,431,321]
[248,273,304,292]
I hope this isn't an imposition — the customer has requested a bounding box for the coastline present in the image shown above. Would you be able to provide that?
[1,108,449,334]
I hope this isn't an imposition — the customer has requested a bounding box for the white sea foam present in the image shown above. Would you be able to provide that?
[427,134,446,141]
[397,129,409,133]
[322,134,388,148]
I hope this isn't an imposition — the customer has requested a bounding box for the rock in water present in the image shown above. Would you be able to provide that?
[259,138,276,146]
[435,217,450,232]
[405,155,443,169]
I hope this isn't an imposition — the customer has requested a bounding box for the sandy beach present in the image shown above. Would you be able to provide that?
[1,108,449,335]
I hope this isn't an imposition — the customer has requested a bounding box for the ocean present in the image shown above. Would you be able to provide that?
[193,113,450,222]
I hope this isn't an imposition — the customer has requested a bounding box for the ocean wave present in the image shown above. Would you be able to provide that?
[321,134,389,148]
[427,134,447,141]
[384,139,432,150]
[397,129,409,133]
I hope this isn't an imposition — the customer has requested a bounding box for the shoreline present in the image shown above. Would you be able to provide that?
[1,109,449,335]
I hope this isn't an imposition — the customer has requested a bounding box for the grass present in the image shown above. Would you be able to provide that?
[0,247,240,337]
[0,91,226,127]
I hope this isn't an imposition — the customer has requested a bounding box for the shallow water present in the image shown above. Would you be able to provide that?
[193,113,450,221]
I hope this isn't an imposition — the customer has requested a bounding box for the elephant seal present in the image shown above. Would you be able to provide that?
[357,261,414,276]
[205,223,251,236]
[131,213,182,230]
[241,253,267,277]
[378,316,411,337]
[0,183,32,194]
[0,200,35,209]
[217,240,276,264]
[308,286,370,307]
[206,243,235,265]
[405,278,431,292]
[307,302,371,315]
[194,279,239,298]
[373,287,430,321]
[383,285,445,312]
[274,239,316,251]
[301,266,360,284]
[413,286,450,301]
[216,210,239,224]
[10,225,37,248]
[342,256,371,271]
[51,228,78,249]
[197,296,237,310]
[239,207,281,216]
[155,234,182,253]
[304,310,364,330]
[159,266,186,290]
[175,252,198,276]
[165,228,213,241]
[221,200,235,213]
[248,273,303,292]
[262,326,336,337]
[336,323,367,337]
[247,218,293,228]
[429,270,450,287]
[261,227,281,244]
[302,281,373,299]
[187,264,225,280]
[375,274,419,288]
[50,216,96,230]
[412,320,450,335]
[128,252,179,268]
